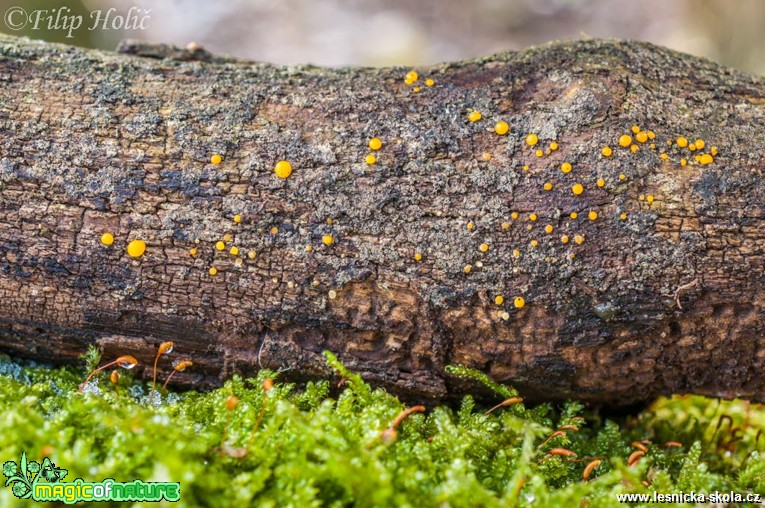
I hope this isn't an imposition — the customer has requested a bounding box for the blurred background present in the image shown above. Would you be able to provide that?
[1,0,763,74]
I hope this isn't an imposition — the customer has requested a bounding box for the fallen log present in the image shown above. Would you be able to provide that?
[1,34,764,406]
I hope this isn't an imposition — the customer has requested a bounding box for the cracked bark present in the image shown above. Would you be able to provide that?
[1,35,764,406]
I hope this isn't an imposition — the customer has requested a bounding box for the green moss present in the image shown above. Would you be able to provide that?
[0,353,763,507]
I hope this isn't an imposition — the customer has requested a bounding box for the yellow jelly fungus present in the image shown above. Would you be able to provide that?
[269,227,279,235]
[695,139,705,149]
[482,153,492,161]
[526,133,539,146]
[575,234,585,245]
[711,146,718,156]
[404,77,414,85]
[463,265,472,274]
[511,212,519,220]
[494,295,504,305]
[414,253,423,262]
[544,225,554,234]
[681,158,687,166]
[631,125,640,134]
[597,179,605,188]
[495,121,509,135]
[189,247,198,256]
[425,78,435,87]
[530,240,538,248]
[570,212,578,219]
[513,249,520,257]
[501,222,510,230]
[210,154,222,165]
[689,143,697,152]
[230,246,239,256]
[630,144,638,154]
[660,153,669,160]
[601,146,612,157]
[365,154,377,165]
[529,213,538,222]
[234,258,243,267]
[620,213,628,220]
[561,162,573,174]
[550,142,559,151]
[526,225,533,231]
[523,165,530,171]
[233,214,242,224]
[209,267,218,276]
[322,235,334,246]
[649,143,655,149]
[676,136,688,148]
[467,221,475,230]
[223,234,233,242]
[570,253,576,260]
[561,235,570,244]
[127,240,146,258]
[326,218,334,225]
[544,182,553,191]
[100,233,114,246]
[468,111,482,123]
[305,246,312,252]
[635,131,648,143]
[215,241,225,251]
[274,160,293,179]
[413,86,420,93]
[619,173,626,180]
[405,70,418,82]
[647,131,656,139]
[572,183,584,195]
[514,297,525,308]
[588,211,598,221]
[535,149,544,157]
[699,153,714,165]
[618,135,632,147]
[369,138,383,150]
[647,195,655,204]
[479,243,490,253]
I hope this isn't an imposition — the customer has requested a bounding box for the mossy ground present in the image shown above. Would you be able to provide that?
[0,351,763,507]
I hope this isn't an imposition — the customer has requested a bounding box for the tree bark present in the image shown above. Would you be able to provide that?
[1,35,764,406]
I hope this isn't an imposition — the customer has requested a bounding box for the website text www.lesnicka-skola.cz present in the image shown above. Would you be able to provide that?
[616,490,761,504]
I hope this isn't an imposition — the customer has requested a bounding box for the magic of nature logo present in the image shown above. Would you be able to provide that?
[3,452,180,504]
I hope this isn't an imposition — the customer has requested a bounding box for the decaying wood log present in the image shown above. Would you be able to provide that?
[1,34,764,406]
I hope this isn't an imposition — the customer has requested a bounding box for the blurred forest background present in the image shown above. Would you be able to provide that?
[1,0,763,74]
